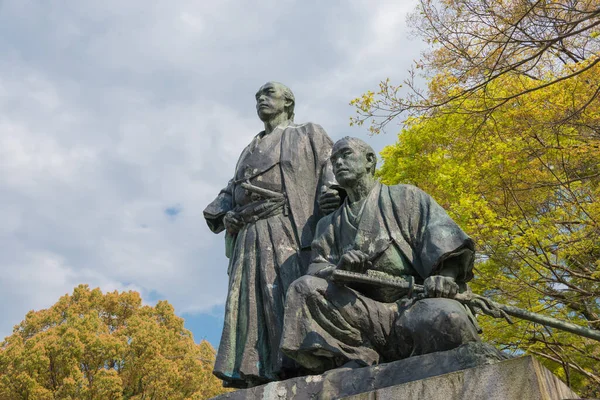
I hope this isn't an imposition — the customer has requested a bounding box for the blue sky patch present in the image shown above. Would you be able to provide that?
[164,205,183,220]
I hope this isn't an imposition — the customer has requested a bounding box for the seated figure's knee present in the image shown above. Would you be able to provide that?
[403,298,478,335]
[288,275,327,300]
[397,298,479,355]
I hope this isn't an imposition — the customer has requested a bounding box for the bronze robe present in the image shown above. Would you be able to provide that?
[308,183,475,286]
[204,122,335,387]
[281,183,480,373]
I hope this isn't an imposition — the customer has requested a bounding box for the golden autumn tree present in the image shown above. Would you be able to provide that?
[0,285,229,400]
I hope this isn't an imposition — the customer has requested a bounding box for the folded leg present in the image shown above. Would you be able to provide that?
[280,275,397,374]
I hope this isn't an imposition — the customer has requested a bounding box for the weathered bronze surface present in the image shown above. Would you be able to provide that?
[204,86,600,389]
[280,137,482,374]
[203,82,339,388]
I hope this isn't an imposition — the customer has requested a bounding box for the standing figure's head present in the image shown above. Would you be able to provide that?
[255,82,295,123]
[330,137,377,188]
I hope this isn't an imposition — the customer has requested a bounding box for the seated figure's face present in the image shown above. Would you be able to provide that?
[331,140,369,188]
[255,82,287,122]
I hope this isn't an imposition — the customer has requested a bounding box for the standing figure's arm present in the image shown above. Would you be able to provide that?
[203,179,234,234]
[318,162,344,215]
[308,123,345,215]
[204,179,242,259]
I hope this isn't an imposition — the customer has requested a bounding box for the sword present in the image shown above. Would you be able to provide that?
[240,182,288,215]
[331,269,600,342]
[240,182,285,199]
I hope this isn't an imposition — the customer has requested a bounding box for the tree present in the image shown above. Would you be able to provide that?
[0,285,230,399]
[351,0,600,134]
[374,68,600,396]
[350,2,600,395]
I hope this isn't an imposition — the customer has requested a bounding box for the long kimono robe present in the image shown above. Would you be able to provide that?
[281,183,480,373]
[203,122,335,387]
[309,182,475,286]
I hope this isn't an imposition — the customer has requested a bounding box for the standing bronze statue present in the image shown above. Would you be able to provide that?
[203,82,340,388]
[280,137,482,373]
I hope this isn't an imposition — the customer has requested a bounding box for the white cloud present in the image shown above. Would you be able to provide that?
[0,0,425,340]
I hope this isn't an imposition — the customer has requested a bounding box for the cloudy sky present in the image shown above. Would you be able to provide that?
[0,0,426,347]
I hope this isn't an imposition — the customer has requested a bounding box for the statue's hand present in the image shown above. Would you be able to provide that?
[319,186,341,215]
[313,265,336,279]
[337,250,371,273]
[224,211,243,235]
[424,275,459,299]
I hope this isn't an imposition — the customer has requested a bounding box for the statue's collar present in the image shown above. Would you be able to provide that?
[258,121,292,139]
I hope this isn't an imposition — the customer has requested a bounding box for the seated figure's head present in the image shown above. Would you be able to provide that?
[330,137,377,188]
[255,81,295,122]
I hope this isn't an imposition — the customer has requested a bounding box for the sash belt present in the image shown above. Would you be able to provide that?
[233,197,287,224]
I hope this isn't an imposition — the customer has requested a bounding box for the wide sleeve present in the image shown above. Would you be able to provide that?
[415,187,474,283]
[203,179,234,234]
[307,123,346,212]
[310,124,336,186]
[307,123,333,164]
[388,185,475,283]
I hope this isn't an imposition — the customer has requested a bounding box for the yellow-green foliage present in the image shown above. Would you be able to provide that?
[0,285,230,399]
[377,63,600,395]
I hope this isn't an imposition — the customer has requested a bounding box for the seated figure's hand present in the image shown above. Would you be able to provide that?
[319,186,342,215]
[337,250,371,273]
[424,275,459,299]
[224,211,244,235]
[313,265,336,279]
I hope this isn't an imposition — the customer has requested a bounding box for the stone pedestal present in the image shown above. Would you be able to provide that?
[344,356,579,400]
[211,343,579,399]
[211,342,581,399]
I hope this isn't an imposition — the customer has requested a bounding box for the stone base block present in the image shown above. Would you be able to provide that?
[345,356,579,400]
[211,343,579,399]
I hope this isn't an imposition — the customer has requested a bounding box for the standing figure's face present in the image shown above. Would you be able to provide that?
[255,82,289,122]
[330,140,371,188]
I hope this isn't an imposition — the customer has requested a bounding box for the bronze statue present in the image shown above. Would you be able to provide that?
[280,137,482,373]
[203,82,340,388]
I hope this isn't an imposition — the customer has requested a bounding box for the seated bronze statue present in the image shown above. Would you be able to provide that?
[280,137,481,373]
